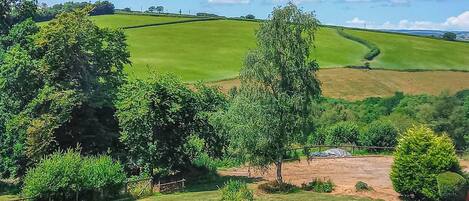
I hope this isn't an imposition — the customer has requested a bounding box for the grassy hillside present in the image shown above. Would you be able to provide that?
[79,14,366,81]
[124,20,367,81]
[91,14,191,29]
[346,29,469,70]
[79,14,469,82]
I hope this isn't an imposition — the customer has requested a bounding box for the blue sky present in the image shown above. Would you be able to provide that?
[39,0,469,31]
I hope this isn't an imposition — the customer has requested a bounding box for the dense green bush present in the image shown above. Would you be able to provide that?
[355,181,372,192]
[359,120,398,147]
[324,121,359,145]
[22,150,126,201]
[437,172,467,201]
[301,178,335,193]
[220,180,253,201]
[390,125,460,200]
[258,181,299,194]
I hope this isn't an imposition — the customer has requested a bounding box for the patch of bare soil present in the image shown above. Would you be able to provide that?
[220,156,399,201]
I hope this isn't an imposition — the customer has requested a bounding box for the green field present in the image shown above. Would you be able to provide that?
[91,14,191,29]
[88,14,368,81]
[54,14,469,82]
[346,29,469,70]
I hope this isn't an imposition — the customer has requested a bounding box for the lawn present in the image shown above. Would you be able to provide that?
[346,29,469,71]
[0,195,19,201]
[138,174,378,201]
[140,190,379,201]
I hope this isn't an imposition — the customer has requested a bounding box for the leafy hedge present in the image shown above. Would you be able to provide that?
[337,28,381,61]
[437,172,467,201]
[22,150,126,201]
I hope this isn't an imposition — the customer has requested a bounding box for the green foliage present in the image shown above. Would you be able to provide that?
[355,181,372,192]
[258,181,299,194]
[22,150,126,201]
[220,180,253,201]
[301,178,335,193]
[0,0,37,34]
[442,32,457,41]
[359,120,398,147]
[116,74,198,174]
[437,172,466,201]
[337,29,380,61]
[390,125,461,200]
[0,7,130,178]
[34,1,115,22]
[324,121,359,145]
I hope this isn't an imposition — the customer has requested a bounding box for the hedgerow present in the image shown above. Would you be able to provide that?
[337,28,381,61]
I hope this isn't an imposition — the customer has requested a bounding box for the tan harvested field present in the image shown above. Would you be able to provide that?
[212,68,469,100]
[220,157,469,201]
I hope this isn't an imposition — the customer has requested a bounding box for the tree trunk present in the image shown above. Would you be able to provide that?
[275,161,283,184]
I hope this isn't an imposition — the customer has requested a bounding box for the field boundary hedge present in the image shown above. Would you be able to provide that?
[122,17,222,29]
[326,24,469,44]
[337,28,381,61]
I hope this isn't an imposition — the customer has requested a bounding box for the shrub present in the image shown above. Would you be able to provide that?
[301,178,335,193]
[359,120,398,147]
[437,172,467,201]
[220,180,253,201]
[390,125,460,200]
[258,181,299,194]
[22,150,126,201]
[325,121,359,145]
[355,181,372,192]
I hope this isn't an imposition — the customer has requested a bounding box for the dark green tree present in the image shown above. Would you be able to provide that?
[442,32,457,41]
[115,74,199,176]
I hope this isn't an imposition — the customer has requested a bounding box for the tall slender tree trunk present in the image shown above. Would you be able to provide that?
[275,160,283,184]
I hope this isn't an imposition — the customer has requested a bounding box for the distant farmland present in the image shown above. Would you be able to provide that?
[41,13,469,99]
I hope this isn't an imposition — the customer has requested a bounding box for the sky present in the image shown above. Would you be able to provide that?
[39,0,469,31]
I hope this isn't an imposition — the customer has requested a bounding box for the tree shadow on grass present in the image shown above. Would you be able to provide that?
[183,173,263,193]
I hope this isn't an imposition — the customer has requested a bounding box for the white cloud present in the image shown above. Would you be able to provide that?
[347,17,366,24]
[346,11,469,31]
[444,11,469,29]
[208,0,250,4]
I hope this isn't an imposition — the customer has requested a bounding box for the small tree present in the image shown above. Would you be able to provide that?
[442,32,457,41]
[148,6,156,13]
[390,125,460,200]
[156,6,164,14]
[217,3,320,184]
[245,14,255,19]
